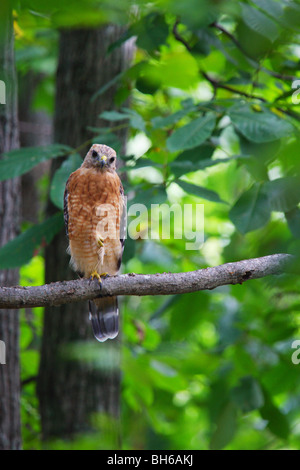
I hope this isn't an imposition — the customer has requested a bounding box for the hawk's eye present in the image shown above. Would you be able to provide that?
[109,156,116,164]
[92,150,98,158]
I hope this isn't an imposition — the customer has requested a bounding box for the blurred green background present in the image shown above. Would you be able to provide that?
[1,0,300,450]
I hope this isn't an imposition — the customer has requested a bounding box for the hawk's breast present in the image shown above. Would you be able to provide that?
[67,167,123,276]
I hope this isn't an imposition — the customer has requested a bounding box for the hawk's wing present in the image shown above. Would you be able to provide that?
[63,176,71,239]
[119,182,126,270]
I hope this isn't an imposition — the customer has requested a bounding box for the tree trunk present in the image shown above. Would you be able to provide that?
[0,1,21,450]
[18,70,53,224]
[37,25,133,446]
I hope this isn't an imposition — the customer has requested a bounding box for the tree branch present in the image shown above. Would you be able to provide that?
[172,19,192,51]
[172,21,300,122]
[210,22,298,82]
[0,254,293,309]
[201,71,267,102]
[201,71,300,122]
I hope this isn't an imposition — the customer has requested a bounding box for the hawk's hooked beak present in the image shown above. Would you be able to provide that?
[99,155,107,168]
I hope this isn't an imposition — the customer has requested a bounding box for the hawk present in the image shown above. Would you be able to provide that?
[64,144,125,342]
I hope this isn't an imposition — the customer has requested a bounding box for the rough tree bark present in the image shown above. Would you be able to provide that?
[36,25,133,445]
[0,1,21,450]
[18,70,52,224]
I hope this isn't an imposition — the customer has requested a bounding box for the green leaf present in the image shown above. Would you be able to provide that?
[91,71,125,102]
[170,143,216,177]
[259,388,290,439]
[229,183,270,233]
[241,156,269,182]
[240,3,280,42]
[21,350,39,377]
[217,310,242,346]
[151,107,195,129]
[170,158,228,178]
[239,136,281,164]
[237,143,271,178]
[159,49,199,90]
[121,158,162,172]
[15,45,48,65]
[135,75,161,95]
[129,186,167,209]
[149,362,185,393]
[106,30,132,55]
[229,104,293,143]
[100,108,145,132]
[150,360,177,378]
[99,110,129,121]
[166,113,216,152]
[286,207,300,238]
[173,143,214,164]
[121,108,146,132]
[263,177,300,212]
[210,401,237,450]
[0,144,72,182]
[251,0,285,24]
[50,153,83,210]
[176,179,225,204]
[141,241,173,269]
[121,236,136,264]
[281,2,300,30]
[170,292,209,338]
[231,376,264,413]
[131,12,169,53]
[0,212,64,269]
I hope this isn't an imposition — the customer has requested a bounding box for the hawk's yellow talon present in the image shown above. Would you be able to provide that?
[90,271,102,283]
[89,271,108,284]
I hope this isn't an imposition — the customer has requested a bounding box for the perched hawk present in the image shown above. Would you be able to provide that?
[64,144,125,342]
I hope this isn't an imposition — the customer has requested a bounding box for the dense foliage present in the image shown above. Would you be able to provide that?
[1,0,300,449]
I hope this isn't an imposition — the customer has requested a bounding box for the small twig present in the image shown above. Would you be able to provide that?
[201,71,266,102]
[172,19,192,51]
[21,375,37,387]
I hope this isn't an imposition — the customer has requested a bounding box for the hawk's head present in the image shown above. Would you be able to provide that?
[82,144,117,171]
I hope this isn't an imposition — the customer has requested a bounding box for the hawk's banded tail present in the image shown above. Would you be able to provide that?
[89,297,119,342]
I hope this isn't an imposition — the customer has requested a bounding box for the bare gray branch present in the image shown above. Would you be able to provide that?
[0,254,293,310]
